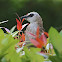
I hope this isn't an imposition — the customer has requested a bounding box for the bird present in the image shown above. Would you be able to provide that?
[21,12,44,43]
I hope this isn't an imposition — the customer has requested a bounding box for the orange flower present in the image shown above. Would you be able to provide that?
[16,13,29,31]
[44,32,49,38]
[16,14,25,31]
[27,27,48,48]
[29,33,45,48]
[20,33,25,42]
[16,18,22,31]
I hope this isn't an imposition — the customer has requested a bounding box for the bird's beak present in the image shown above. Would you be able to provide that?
[20,15,28,19]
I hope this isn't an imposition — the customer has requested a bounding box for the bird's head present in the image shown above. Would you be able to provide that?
[21,12,42,23]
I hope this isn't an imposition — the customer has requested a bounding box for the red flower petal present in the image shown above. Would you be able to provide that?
[44,32,49,37]
[36,27,39,37]
[36,37,44,46]
[25,31,36,38]
[22,18,25,23]
[30,39,42,48]
[16,13,21,22]
[40,33,47,46]
[22,33,25,41]
[16,18,22,31]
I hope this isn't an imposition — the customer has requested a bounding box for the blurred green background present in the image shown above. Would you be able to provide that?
[0,0,62,31]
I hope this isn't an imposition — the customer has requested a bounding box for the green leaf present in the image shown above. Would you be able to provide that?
[5,44,21,62]
[0,29,4,35]
[49,56,62,62]
[1,57,7,62]
[12,31,19,37]
[49,27,62,56]
[30,48,44,62]
[0,28,20,61]
[0,33,19,57]
[59,30,62,37]
[30,48,41,53]
[1,36,21,62]
[0,29,5,43]
[10,25,16,33]
[22,47,44,62]
[0,35,14,53]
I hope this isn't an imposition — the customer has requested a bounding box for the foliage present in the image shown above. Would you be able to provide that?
[0,28,44,62]
[0,0,62,62]
[49,27,62,62]
[0,15,62,62]
[0,25,62,62]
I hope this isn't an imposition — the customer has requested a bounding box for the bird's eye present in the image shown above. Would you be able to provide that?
[28,14,34,17]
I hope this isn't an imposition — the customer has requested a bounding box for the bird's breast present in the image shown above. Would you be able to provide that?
[25,22,38,41]
[27,22,38,33]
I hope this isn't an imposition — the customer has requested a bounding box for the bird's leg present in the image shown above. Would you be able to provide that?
[41,46,47,53]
